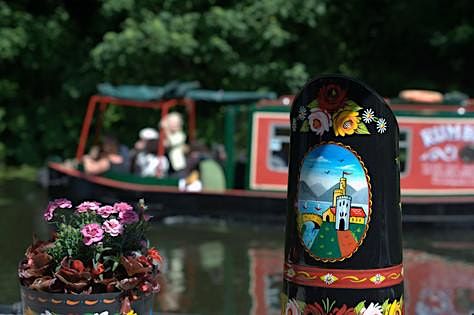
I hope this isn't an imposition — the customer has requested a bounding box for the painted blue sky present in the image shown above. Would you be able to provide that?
[300,144,367,191]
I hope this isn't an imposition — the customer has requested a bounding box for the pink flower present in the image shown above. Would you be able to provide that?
[308,109,332,135]
[102,219,124,237]
[54,198,73,209]
[113,202,133,213]
[43,198,72,221]
[97,205,117,218]
[76,201,101,213]
[119,210,139,224]
[81,223,104,246]
[43,202,57,221]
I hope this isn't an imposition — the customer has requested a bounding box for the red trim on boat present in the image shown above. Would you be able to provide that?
[74,95,196,163]
[48,162,286,199]
[49,162,474,203]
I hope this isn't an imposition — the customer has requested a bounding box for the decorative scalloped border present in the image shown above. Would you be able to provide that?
[295,141,372,262]
[23,292,118,306]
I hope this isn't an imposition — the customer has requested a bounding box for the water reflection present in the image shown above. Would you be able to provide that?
[0,178,473,314]
[151,223,474,315]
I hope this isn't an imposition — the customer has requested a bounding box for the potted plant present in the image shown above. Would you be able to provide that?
[18,198,162,315]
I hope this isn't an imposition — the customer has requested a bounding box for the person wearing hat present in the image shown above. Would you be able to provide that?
[135,127,159,151]
[131,127,169,177]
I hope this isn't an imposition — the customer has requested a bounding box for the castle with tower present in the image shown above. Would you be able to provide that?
[322,172,366,231]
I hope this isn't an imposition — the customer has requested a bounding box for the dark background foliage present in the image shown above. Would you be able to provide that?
[1,0,473,165]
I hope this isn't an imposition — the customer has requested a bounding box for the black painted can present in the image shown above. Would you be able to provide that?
[21,286,153,314]
[281,75,404,314]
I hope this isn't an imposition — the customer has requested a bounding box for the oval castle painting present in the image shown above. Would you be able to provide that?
[297,142,371,261]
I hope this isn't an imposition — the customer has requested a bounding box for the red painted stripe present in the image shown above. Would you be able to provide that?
[49,162,474,203]
[48,162,286,199]
[284,262,403,289]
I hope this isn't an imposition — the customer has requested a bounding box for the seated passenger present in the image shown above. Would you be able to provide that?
[83,135,129,175]
[134,139,170,178]
[130,127,158,172]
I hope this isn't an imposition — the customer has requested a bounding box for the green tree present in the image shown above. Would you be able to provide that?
[1,0,473,165]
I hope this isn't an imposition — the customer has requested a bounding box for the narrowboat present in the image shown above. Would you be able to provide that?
[47,85,474,222]
[246,94,474,222]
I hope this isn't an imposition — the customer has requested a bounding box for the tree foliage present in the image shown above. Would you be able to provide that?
[1,0,473,164]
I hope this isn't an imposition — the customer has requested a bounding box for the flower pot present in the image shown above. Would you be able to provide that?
[21,286,153,315]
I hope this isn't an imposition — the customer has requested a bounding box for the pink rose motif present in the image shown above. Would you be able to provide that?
[43,198,72,221]
[308,109,332,135]
[103,219,124,237]
[81,223,104,246]
[113,202,133,213]
[97,205,117,218]
[119,210,139,224]
[76,201,101,213]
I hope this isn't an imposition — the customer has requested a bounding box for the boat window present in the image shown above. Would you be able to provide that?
[399,128,411,176]
[268,123,290,172]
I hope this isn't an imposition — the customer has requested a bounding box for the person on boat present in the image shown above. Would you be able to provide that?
[82,134,130,175]
[133,127,159,152]
[160,112,187,173]
[133,138,170,178]
[178,141,226,192]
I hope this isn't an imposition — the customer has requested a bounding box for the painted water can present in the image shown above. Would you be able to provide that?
[21,286,153,314]
[281,75,404,314]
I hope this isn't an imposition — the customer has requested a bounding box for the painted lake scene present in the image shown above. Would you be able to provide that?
[298,143,370,260]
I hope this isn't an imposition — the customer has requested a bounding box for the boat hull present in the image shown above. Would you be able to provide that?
[47,162,286,222]
[47,162,474,223]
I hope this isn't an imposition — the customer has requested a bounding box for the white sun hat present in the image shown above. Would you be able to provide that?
[139,127,159,140]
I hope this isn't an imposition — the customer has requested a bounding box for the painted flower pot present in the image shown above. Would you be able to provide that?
[21,286,153,315]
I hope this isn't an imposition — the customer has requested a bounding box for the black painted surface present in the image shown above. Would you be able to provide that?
[282,75,404,306]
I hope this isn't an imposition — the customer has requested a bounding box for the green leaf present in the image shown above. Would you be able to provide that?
[356,122,370,134]
[297,300,306,312]
[354,300,366,313]
[345,100,362,112]
[307,99,319,109]
[112,260,119,271]
[300,120,309,132]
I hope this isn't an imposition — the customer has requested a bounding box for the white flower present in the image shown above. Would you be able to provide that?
[362,108,375,123]
[94,312,109,315]
[298,107,307,120]
[285,298,300,315]
[308,109,331,135]
[376,118,387,133]
[41,311,53,315]
[371,273,384,284]
[374,273,383,284]
[361,302,383,315]
[320,273,338,285]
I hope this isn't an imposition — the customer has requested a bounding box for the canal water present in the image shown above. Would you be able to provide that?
[0,174,473,314]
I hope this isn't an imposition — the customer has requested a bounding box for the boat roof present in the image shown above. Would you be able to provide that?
[97,81,276,103]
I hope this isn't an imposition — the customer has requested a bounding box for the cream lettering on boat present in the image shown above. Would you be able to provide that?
[420,124,474,148]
